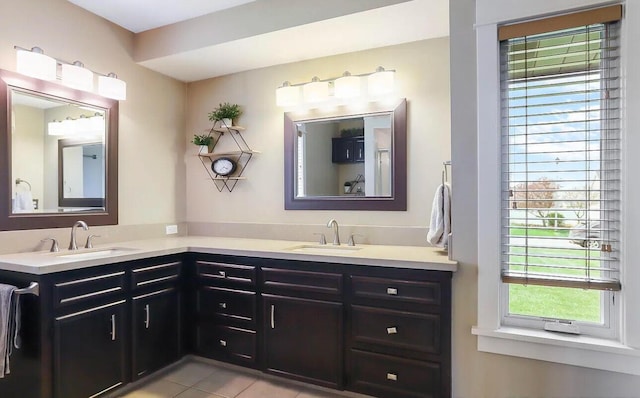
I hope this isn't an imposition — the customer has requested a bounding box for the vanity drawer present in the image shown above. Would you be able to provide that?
[197,324,257,366]
[349,349,441,398]
[350,276,441,307]
[262,267,342,298]
[131,261,180,290]
[53,270,126,309]
[351,305,440,355]
[197,261,256,286]
[198,286,256,325]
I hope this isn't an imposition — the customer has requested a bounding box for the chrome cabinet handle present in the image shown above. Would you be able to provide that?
[387,373,398,381]
[387,326,398,334]
[219,339,227,347]
[219,302,227,309]
[144,304,150,329]
[387,287,398,295]
[270,305,275,329]
[219,270,226,277]
[346,149,350,158]
[110,314,116,341]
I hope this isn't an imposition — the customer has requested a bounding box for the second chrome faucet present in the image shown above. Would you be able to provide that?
[327,219,340,246]
[69,220,89,250]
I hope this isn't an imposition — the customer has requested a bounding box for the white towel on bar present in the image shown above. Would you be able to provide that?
[13,190,34,213]
[426,183,451,248]
[0,284,19,378]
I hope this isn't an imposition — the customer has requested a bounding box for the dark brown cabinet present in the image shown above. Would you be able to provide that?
[261,266,344,389]
[51,265,128,398]
[131,259,182,380]
[346,270,451,398]
[332,136,365,163]
[0,252,452,398]
[50,256,183,398]
[53,300,127,398]
[263,294,343,388]
[132,288,180,379]
[195,258,258,367]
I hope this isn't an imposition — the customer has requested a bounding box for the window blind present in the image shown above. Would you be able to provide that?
[499,9,621,291]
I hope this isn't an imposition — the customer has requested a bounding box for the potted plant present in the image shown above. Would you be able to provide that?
[208,102,242,127]
[192,134,213,154]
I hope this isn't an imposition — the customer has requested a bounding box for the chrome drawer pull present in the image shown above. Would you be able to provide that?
[144,304,150,329]
[219,271,226,277]
[271,305,275,329]
[110,314,116,341]
[387,326,398,334]
[219,340,227,347]
[219,302,227,309]
[387,373,398,381]
[387,287,398,295]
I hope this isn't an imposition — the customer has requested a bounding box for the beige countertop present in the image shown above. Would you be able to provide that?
[0,236,457,275]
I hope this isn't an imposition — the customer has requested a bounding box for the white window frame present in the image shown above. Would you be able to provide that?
[473,4,640,375]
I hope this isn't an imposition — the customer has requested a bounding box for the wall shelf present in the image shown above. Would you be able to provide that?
[197,125,257,192]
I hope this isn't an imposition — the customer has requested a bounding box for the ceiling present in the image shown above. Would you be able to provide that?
[65,0,449,82]
[66,0,257,33]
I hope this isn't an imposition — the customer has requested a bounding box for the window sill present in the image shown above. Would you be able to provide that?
[471,326,640,375]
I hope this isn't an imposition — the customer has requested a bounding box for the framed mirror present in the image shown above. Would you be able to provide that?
[0,69,118,230]
[284,99,406,210]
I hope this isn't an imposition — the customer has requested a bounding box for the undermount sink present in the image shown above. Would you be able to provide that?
[52,247,137,260]
[286,244,363,255]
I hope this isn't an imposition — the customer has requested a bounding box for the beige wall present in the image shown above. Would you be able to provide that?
[185,38,451,244]
[450,0,640,397]
[0,0,187,252]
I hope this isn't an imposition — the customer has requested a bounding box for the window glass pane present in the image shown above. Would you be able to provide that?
[509,284,601,323]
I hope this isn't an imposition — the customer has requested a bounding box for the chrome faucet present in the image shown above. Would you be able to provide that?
[326,219,340,246]
[69,220,89,250]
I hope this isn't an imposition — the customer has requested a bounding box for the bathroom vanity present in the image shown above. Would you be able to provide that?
[0,237,455,398]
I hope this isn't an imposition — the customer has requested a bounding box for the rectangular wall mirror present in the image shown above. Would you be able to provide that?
[0,69,118,230]
[284,99,406,210]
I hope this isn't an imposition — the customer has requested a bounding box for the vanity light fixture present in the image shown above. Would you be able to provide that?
[367,66,395,97]
[47,120,65,136]
[98,73,127,101]
[276,66,395,107]
[15,47,57,81]
[334,71,361,99]
[48,113,104,137]
[75,114,92,134]
[61,61,93,92]
[88,113,105,136]
[276,81,300,107]
[60,117,77,136]
[303,76,329,103]
[14,45,127,100]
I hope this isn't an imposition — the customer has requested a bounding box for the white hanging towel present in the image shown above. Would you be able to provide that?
[426,183,451,248]
[13,191,34,213]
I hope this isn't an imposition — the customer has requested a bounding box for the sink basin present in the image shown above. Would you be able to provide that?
[286,244,363,255]
[52,247,137,260]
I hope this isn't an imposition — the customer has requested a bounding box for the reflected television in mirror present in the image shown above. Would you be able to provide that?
[284,99,406,211]
[0,68,118,230]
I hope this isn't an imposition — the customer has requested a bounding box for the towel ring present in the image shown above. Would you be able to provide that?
[15,178,32,191]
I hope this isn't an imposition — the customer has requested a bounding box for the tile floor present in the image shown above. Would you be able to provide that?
[116,360,355,398]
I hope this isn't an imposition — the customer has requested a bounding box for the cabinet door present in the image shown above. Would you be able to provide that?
[263,294,343,388]
[354,138,365,162]
[132,288,180,380]
[332,138,354,163]
[54,300,127,398]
